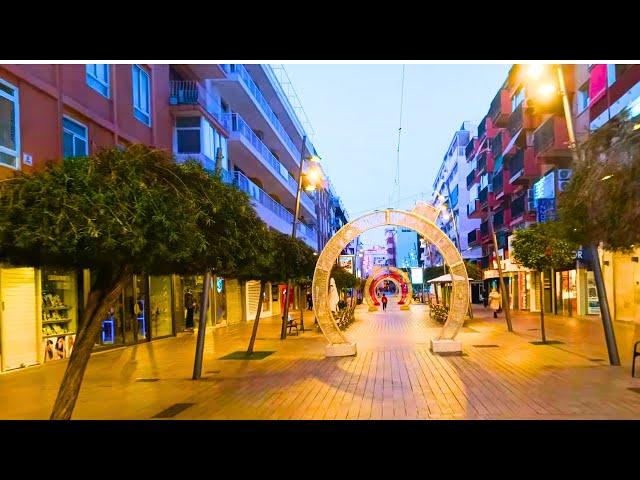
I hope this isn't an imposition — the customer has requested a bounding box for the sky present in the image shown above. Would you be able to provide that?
[283,63,512,247]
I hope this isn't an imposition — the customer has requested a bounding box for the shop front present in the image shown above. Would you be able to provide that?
[41,267,79,363]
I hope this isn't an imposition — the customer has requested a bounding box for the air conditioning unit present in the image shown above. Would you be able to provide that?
[557,169,573,180]
[558,180,571,192]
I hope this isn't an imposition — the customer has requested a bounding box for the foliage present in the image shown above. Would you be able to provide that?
[464,261,482,281]
[511,221,578,272]
[557,112,640,252]
[424,265,447,282]
[0,145,264,276]
[331,263,357,291]
[430,303,448,324]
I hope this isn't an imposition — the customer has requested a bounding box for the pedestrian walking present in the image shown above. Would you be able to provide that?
[381,293,388,311]
[488,288,501,318]
[306,292,313,310]
[184,287,195,331]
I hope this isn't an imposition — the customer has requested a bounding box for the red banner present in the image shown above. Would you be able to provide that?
[589,64,607,106]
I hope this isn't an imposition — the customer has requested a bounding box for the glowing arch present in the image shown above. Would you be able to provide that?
[364,266,412,308]
[312,203,469,356]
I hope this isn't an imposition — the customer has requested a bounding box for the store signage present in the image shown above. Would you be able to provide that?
[339,255,355,275]
[536,198,556,223]
[576,247,593,267]
[410,267,423,284]
[483,269,499,280]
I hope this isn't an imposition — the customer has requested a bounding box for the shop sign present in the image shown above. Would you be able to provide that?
[483,269,499,280]
[576,247,592,267]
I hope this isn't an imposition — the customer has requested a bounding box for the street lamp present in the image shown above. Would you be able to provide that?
[520,63,620,365]
[280,136,323,339]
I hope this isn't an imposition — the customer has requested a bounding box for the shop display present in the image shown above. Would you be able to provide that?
[41,269,78,361]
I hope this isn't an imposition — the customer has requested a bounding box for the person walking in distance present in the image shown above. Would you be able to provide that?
[488,288,501,318]
[381,293,388,311]
[184,287,195,331]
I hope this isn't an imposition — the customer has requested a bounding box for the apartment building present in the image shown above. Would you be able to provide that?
[430,122,481,263]
[0,63,343,372]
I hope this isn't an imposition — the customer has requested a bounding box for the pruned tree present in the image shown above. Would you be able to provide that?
[556,111,639,364]
[278,235,318,339]
[511,221,578,343]
[0,145,265,419]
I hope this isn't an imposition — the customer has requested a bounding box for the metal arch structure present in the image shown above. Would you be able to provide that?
[313,202,470,357]
[364,266,412,308]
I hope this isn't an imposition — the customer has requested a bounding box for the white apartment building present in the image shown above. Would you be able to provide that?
[430,121,481,262]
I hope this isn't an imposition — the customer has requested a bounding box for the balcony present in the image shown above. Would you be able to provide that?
[218,64,301,165]
[466,169,477,189]
[488,89,511,127]
[477,151,487,173]
[478,116,487,139]
[493,209,511,231]
[508,102,536,136]
[233,171,317,250]
[465,139,476,159]
[227,113,315,217]
[508,147,539,185]
[480,221,491,242]
[490,131,510,160]
[509,193,536,224]
[533,116,571,160]
[467,199,482,219]
[169,81,230,133]
[467,229,480,246]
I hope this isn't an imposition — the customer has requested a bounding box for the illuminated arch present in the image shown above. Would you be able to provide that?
[364,266,413,308]
[312,203,469,356]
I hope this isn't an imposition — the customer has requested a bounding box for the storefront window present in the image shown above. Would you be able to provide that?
[555,270,577,317]
[41,268,78,363]
[97,275,147,347]
[179,274,211,331]
[150,275,173,338]
[214,276,227,325]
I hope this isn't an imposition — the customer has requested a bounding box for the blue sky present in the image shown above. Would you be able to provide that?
[284,63,512,246]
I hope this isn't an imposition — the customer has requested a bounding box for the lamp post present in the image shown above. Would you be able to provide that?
[280,135,322,340]
[522,64,620,365]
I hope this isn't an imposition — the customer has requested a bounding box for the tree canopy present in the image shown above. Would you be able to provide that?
[557,112,640,252]
[331,263,357,291]
[511,221,578,272]
[0,145,264,277]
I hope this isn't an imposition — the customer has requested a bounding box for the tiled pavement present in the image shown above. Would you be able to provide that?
[2,301,640,419]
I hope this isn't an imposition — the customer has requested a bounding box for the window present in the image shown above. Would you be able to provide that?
[176,116,201,154]
[63,117,88,158]
[577,81,589,114]
[0,79,19,169]
[511,86,525,111]
[450,185,459,208]
[132,65,151,126]
[86,64,109,98]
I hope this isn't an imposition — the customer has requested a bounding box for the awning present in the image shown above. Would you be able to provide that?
[502,128,523,157]
[428,274,474,283]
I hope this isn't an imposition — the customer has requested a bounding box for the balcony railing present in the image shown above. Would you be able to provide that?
[169,80,230,131]
[478,116,487,139]
[509,148,525,176]
[480,221,489,237]
[478,186,488,204]
[493,210,504,229]
[221,64,301,160]
[227,113,298,192]
[534,116,557,155]
[477,152,487,173]
[488,89,511,126]
[491,132,503,159]
[466,169,476,188]
[465,139,476,159]
[492,171,504,195]
[508,102,523,135]
[510,194,526,218]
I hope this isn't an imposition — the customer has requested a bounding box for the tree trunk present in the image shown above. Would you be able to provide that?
[298,285,305,332]
[50,267,130,420]
[280,280,292,340]
[247,280,266,355]
[539,271,547,343]
[192,270,212,380]
[434,284,439,304]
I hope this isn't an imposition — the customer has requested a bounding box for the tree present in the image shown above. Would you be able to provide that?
[511,221,578,343]
[278,235,318,339]
[0,145,265,419]
[238,230,316,352]
[330,263,357,292]
[556,112,639,364]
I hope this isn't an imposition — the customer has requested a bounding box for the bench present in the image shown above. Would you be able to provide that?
[633,341,640,377]
[286,315,298,336]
